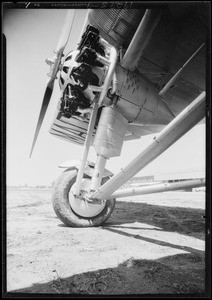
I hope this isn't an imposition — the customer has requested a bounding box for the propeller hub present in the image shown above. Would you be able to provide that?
[59,49,80,90]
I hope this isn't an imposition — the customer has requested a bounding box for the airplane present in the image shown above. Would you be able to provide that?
[30,4,208,227]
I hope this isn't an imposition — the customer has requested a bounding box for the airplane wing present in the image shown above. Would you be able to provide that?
[49,4,208,146]
[87,5,207,116]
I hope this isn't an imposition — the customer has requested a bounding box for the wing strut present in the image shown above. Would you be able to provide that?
[121,9,162,71]
[89,91,206,201]
[159,43,205,96]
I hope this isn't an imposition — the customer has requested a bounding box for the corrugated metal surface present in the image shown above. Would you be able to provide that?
[137,5,208,115]
[88,5,208,116]
[88,9,144,48]
[137,7,206,88]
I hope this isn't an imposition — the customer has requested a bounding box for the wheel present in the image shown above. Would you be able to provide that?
[52,169,116,227]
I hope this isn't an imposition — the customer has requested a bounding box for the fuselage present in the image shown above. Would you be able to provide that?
[114,63,174,125]
[59,50,174,126]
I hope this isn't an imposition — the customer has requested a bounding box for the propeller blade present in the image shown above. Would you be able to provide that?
[30,9,76,157]
[55,9,75,54]
[29,78,54,158]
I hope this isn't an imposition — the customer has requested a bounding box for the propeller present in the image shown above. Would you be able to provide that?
[29,10,75,158]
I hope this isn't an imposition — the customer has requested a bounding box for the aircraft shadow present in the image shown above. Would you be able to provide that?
[105,200,205,240]
[6,252,206,296]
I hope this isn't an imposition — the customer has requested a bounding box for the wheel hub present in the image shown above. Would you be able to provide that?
[69,178,106,218]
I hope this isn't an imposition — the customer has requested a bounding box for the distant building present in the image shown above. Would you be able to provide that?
[154,169,205,182]
[122,175,155,188]
[122,169,205,192]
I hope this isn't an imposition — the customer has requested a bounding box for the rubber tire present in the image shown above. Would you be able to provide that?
[52,169,116,227]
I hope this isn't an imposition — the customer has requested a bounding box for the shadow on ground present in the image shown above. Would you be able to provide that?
[107,201,205,239]
[7,253,206,295]
[5,201,207,296]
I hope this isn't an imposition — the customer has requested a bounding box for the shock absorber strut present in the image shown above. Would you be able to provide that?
[90,91,206,201]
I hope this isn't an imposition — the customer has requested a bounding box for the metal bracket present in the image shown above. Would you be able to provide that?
[58,159,113,179]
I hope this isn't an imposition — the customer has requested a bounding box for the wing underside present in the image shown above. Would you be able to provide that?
[87,5,207,115]
[49,4,208,145]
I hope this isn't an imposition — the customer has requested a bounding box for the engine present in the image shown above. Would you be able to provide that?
[58,25,107,119]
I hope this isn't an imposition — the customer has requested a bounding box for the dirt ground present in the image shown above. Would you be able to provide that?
[4,188,208,296]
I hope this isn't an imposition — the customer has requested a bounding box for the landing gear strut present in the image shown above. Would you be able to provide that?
[53,91,205,227]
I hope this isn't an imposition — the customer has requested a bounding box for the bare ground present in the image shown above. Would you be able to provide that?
[5,188,208,296]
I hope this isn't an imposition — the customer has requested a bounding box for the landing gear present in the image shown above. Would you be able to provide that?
[52,169,116,227]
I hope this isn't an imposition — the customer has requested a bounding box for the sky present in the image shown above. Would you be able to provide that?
[3,8,206,186]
